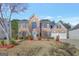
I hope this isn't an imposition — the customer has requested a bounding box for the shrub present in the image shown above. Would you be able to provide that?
[1,40,5,46]
[49,37,54,39]
[23,36,28,40]
[19,37,23,39]
[19,37,24,41]
[10,39,18,45]
[28,35,33,40]
[25,36,28,40]
[19,36,28,40]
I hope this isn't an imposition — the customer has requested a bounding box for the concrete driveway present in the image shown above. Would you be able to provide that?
[61,39,79,49]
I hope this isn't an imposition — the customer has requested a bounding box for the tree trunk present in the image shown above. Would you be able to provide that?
[0,8,10,44]
[0,24,9,44]
[8,12,12,40]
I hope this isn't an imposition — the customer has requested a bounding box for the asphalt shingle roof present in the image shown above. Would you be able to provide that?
[70,24,79,30]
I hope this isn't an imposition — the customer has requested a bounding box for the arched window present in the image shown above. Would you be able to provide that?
[32,22,37,29]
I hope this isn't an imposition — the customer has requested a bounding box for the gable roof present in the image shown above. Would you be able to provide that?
[29,14,39,20]
[59,20,67,28]
[52,20,66,29]
[70,24,79,30]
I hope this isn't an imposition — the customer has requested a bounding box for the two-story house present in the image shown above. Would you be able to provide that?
[18,15,69,40]
[18,15,51,40]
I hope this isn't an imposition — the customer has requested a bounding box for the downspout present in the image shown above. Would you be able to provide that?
[0,24,9,44]
[40,22,41,40]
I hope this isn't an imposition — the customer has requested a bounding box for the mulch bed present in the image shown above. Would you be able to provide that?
[0,44,15,49]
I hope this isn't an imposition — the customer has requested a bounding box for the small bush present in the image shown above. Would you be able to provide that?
[48,37,54,39]
[10,39,18,45]
[23,36,28,40]
[28,35,33,40]
[1,40,5,46]
[25,36,28,40]
[19,37,23,39]
[19,36,28,40]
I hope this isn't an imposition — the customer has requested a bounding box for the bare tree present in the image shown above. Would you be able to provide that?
[0,3,28,44]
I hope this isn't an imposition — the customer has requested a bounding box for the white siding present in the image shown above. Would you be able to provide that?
[51,32,67,39]
[69,29,79,39]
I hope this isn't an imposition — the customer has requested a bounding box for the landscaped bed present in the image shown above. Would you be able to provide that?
[0,39,19,49]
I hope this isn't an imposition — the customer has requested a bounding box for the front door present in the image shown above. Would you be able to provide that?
[32,22,38,40]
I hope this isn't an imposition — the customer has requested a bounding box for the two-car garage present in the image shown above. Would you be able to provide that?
[51,32,67,39]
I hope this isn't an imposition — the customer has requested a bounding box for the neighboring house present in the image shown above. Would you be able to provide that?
[69,24,79,39]
[0,18,10,39]
[51,21,68,39]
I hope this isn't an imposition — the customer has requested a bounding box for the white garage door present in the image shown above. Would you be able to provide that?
[51,33,67,39]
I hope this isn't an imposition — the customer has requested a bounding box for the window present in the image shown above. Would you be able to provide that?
[47,24,49,28]
[21,23,27,28]
[22,24,25,28]
[43,23,49,28]
[32,22,37,29]
[44,24,47,28]
[57,24,61,28]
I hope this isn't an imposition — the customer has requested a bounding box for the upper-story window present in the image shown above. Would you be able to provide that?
[47,24,50,28]
[22,23,26,28]
[43,24,47,28]
[32,22,37,29]
[20,22,27,28]
[42,23,50,28]
[56,24,61,28]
